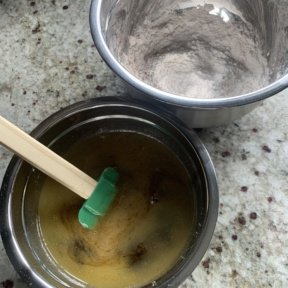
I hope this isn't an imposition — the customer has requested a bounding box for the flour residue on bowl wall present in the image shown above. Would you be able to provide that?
[106,0,276,99]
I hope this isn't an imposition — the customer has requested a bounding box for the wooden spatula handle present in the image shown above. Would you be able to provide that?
[0,116,96,199]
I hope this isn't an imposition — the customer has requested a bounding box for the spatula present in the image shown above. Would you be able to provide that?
[0,115,119,229]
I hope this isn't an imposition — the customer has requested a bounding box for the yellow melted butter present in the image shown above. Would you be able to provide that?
[38,133,195,288]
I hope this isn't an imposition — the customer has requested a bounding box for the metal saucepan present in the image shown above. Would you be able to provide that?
[0,97,218,287]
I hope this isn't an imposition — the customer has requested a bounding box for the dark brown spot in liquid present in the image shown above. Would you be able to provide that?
[129,243,147,265]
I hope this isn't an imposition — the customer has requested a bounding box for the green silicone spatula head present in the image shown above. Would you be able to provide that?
[0,116,119,231]
[78,167,119,229]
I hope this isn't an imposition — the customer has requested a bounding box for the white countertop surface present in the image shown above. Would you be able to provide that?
[0,1,287,287]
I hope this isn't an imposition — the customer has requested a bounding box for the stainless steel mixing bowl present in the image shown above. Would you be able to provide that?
[0,97,218,288]
[90,0,288,128]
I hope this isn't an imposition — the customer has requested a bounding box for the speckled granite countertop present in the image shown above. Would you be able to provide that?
[0,1,287,287]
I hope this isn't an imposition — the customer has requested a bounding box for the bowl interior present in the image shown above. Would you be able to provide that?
[102,0,288,99]
[1,102,217,288]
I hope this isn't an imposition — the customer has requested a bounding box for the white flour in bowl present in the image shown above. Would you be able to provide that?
[107,1,270,99]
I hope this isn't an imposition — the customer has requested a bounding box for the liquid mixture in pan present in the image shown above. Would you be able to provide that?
[39,132,196,288]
